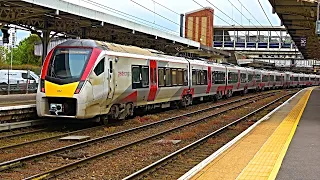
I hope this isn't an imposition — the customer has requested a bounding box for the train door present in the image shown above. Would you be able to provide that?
[107,57,115,100]
[92,57,106,101]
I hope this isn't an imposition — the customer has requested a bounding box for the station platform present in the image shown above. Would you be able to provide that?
[0,94,36,107]
[182,87,319,180]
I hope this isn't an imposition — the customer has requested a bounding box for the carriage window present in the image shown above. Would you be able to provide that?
[166,68,171,86]
[94,58,105,76]
[248,73,254,82]
[262,75,269,82]
[132,66,140,84]
[184,69,188,86]
[276,76,281,82]
[142,67,149,87]
[214,71,226,84]
[203,70,208,85]
[228,72,238,84]
[158,68,165,87]
[177,69,184,85]
[212,72,215,84]
[270,75,275,82]
[192,70,196,85]
[171,69,177,85]
[240,73,247,83]
[294,77,299,81]
[256,74,261,82]
[196,70,201,85]
[132,65,149,89]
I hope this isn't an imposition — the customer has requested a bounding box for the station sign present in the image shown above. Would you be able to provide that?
[300,37,307,47]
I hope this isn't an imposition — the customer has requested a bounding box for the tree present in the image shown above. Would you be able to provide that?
[0,46,9,64]
[9,34,41,66]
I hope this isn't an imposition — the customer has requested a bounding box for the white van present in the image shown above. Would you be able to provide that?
[0,70,39,85]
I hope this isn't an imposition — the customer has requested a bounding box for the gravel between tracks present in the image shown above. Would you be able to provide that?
[0,91,270,163]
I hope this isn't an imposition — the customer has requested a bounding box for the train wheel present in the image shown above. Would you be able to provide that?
[100,115,109,125]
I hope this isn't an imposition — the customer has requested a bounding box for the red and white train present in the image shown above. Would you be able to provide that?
[36,39,320,124]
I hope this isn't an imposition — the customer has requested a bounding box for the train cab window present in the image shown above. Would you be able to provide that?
[132,65,149,89]
[94,58,105,76]
[192,70,196,85]
[166,68,171,86]
[240,73,247,83]
[158,68,165,87]
[171,69,177,85]
[177,69,184,85]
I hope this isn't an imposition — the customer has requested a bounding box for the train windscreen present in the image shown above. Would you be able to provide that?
[46,48,92,84]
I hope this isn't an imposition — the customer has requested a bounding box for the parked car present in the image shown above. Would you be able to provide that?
[0,69,39,85]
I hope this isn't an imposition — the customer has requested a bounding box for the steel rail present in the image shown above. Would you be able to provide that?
[0,125,102,151]
[0,128,47,140]
[123,93,293,179]
[21,92,278,179]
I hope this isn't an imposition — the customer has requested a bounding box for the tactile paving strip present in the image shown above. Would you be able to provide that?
[236,88,314,180]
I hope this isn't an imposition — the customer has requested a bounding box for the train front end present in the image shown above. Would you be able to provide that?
[36,41,104,119]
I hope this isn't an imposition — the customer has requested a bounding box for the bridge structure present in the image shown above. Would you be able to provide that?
[213,25,301,57]
[0,0,230,62]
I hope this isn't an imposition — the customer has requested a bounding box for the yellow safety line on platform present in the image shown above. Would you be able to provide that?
[236,88,315,180]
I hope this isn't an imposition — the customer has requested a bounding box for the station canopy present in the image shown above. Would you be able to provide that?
[0,0,230,58]
[269,0,320,59]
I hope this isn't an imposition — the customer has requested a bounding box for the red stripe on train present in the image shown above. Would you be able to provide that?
[40,49,55,79]
[206,67,212,93]
[147,60,158,101]
[81,48,102,81]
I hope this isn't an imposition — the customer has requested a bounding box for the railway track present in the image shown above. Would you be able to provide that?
[123,93,293,179]
[0,90,288,179]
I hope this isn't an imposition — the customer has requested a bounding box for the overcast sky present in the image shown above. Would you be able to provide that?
[17,0,281,42]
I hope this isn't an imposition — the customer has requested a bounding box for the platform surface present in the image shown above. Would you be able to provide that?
[189,87,318,180]
[276,88,320,180]
[0,94,36,107]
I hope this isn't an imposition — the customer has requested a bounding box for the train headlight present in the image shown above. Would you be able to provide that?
[74,80,85,94]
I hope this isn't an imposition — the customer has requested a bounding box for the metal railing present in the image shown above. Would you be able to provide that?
[0,82,38,95]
